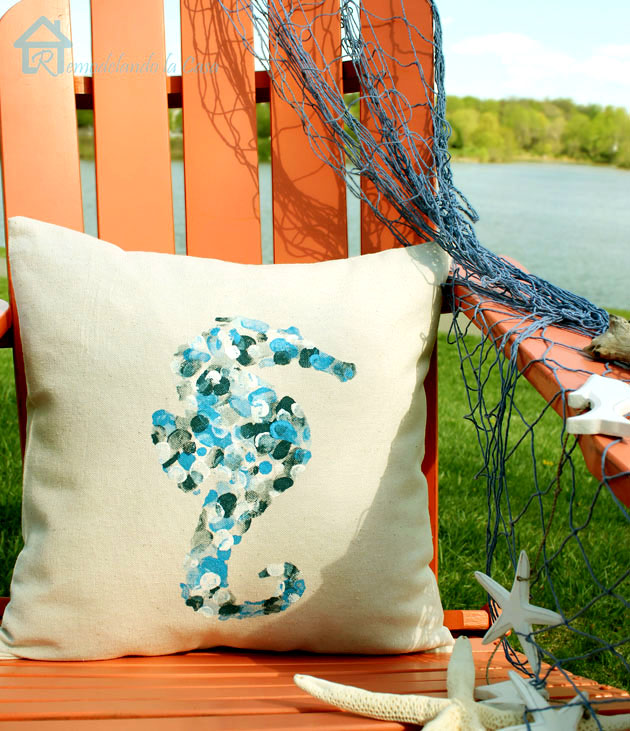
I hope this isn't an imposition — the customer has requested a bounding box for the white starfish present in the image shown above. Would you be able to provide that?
[294,636,630,730]
[503,671,585,730]
[295,636,527,730]
[476,678,548,712]
[475,551,563,675]
[567,374,630,438]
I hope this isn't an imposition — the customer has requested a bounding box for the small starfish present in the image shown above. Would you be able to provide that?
[294,636,630,730]
[475,551,563,675]
[503,672,630,731]
[503,671,585,730]
[476,678,548,712]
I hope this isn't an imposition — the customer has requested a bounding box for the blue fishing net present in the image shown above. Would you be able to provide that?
[216,0,629,724]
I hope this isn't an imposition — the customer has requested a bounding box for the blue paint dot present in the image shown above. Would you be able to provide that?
[270,338,298,358]
[245,452,256,463]
[152,409,175,429]
[310,352,334,371]
[198,556,228,584]
[240,317,269,333]
[197,447,207,456]
[259,461,272,475]
[280,326,301,336]
[183,348,210,363]
[229,397,252,418]
[178,453,196,470]
[294,449,312,464]
[203,489,218,507]
[248,386,276,405]
[270,420,298,443]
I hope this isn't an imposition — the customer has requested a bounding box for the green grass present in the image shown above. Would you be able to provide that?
[0,293,626,690]
[437,330,629,690]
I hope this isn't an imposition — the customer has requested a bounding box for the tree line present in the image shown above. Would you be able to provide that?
[447,96,630,167]
[77,96,630,168]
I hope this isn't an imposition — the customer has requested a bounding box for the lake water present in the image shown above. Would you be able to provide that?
[1,161,628,310]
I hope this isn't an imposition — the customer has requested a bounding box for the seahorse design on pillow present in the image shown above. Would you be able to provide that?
[151,317,356,620]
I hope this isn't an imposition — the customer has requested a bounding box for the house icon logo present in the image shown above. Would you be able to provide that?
[14,16,72,76]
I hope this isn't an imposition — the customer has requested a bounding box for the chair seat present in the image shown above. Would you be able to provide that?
[1,639,628,728]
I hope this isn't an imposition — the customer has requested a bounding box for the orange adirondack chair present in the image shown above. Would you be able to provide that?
[0,0,628,727]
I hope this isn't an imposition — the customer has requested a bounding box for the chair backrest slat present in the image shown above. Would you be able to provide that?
[269,0,348,264]
[360,0,434,255]
[91,0,175,253]
[360,0,439,575]
[180,0,261,263]
[0,0,83,236]
[0,0,84,450]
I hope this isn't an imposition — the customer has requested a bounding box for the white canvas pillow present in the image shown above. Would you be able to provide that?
[0,216,453,660]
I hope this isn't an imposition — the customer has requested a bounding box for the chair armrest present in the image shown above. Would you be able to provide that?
[448,262,630,507]
[0,300,13,348]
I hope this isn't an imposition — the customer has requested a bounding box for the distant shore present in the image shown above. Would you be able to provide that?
[447,152,626,168]
[75,130,628,169]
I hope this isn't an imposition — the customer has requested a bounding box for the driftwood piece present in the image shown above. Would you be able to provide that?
[584,315,630,365]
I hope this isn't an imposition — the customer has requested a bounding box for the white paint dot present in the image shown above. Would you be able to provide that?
[213,530,234,552]
[167,464,186,482]
[199,572,221,591]
[155,442,171,462]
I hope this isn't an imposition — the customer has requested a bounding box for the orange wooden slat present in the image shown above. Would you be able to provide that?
[180,0,261,262]
[269,0,348,263]
[0,698,327,721]
[0,0,83,234]
[359,0,434,255]
[443,609,489,632]
[91,0,174,253]
[0,0,84,450]
[20,669,627,700]
[0,658,454,679]
[0,672,469,693]
[0,715,405,730]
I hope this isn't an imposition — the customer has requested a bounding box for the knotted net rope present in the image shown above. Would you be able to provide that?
[216,0,629,722]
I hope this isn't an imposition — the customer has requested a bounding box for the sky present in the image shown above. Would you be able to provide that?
[1,0,629,109]
[437,0,630,108]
